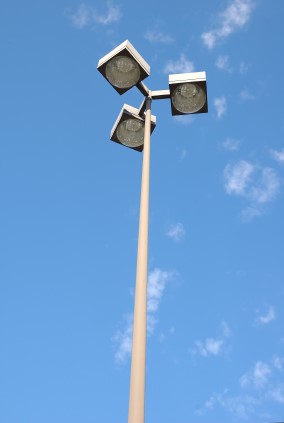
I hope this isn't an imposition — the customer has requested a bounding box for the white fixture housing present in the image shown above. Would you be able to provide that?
[110,104,156,151]
[169,71,208,115]
[97,40,150,94]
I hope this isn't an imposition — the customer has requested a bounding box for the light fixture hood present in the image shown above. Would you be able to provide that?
[97,40,150,94]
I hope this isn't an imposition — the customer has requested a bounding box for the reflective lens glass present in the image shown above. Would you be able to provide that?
[116,118,145,147]
[106,56,141,89]
[172,83,206,113]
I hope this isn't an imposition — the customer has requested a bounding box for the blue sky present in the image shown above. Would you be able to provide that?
[1,1,284,422]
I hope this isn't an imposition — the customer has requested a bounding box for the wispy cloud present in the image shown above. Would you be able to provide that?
[221,320,231,337]
[94,3,121,24]
[250,168,280,204]
[269,385,284,403]
[224,160,254,195]
[215,55,232,72]
[147,268,173,334]
[196,390,259,419]
[201,0,255,49]
[69,4,91,28]
[272,355,283,371]
[240,361,272,389]
[198,355,284,419]
[190,321,231,357]
[113,313,133,363]
[224,161,281,221]
[159,326,175,343]
[144,29,174,44]
[163,54,194,74]
[255,306,276,325]
[239,60,250,74]
[240,357,284,392]
[222,137,240,151]
[68,2,121,29]
[214,96,227,118]
[239,88,255,101]
[174,115,196,125]
[179,148,187,160]
[166,222,185,242]
[193,338,224,357]
[270,148,284,163]
[113,268,173,363]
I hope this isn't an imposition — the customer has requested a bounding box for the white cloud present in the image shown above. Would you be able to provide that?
[174,115,196,125]
[222,137,240,151]
[270,148,284,163]
[239,61,249,74]
[250,168,280,204]
[113,268,173,362]
[69,4,91,28]
[196,390,258,419]
[272,355,283,370]
[69,2,121,28]
[224,160,255,195]
[198,355,284,419]
[201,0,255,49]
[94,3,121,24]
[215,55,232,72]
[239,89,255,101]
[144,29,174,44]
[201,32,216,50]
[240,361,271,389]
[113,314,133,363]
[147,269,172,317]
[221,320,231,337]
[163,54,194,74]
[180,148,187,160]
[166,222,185,242]
[255,306,276,325]
[193,338,223,357]
[224,161,281,221]
[269,385,284,403]
[214,96,227,118]
[191,322,230,357]
[158,326,175,343]
[241,206,262,221]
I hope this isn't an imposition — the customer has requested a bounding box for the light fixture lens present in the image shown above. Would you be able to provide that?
[116,118,145,148]
[105,56,141,89]
[172,83,206,113]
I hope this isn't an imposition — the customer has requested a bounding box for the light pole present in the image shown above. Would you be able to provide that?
[97,40,208,423]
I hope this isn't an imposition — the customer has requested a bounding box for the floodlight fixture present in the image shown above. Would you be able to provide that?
[169,71,208,115]
[110,104,156,151]
[98,40,208,423]
[97,40,150,94]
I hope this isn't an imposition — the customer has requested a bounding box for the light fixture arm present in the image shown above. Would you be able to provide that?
[136,81,150,97]
[152,89,171,100]
[138,89,170,118]
[136,82,170,101]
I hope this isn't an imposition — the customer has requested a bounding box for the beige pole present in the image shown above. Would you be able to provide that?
[128,95,152,423]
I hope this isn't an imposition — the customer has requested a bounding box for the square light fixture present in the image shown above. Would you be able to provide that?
[169,71,208,115]
[110,104,156,152]
[97,40,150,95]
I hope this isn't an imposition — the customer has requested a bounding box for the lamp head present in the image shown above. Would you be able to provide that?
[97,40,150,94]
[169,72,208,115]
[110,104,156,152]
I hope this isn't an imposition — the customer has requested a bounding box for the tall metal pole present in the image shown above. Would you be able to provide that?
[128,95,152,423]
